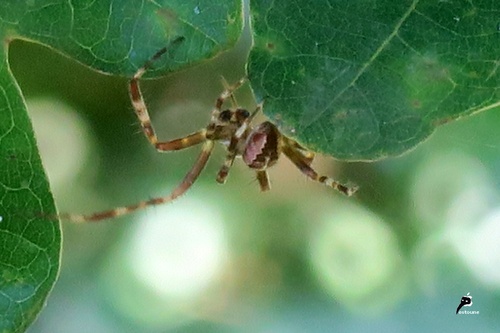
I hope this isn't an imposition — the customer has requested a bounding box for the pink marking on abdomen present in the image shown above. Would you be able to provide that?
[243,132,267,165]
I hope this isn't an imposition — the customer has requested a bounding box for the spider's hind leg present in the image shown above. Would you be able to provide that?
[283,137,315,165]
[282,140,357,196]
[256,170,271,191]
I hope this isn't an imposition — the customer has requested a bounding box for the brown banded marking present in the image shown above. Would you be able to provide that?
[215,77,247,110]
[132,36,185,80]
[128,36,185,146]
[216,153,235,184]
[155,130,207,151]
[58,140,215,223]
[282,142,356,196]
[129,78,158,145]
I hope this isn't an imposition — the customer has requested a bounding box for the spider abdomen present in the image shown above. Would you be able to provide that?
[243,122,281,170]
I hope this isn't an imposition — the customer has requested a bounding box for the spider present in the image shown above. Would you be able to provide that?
[61,37,357,223]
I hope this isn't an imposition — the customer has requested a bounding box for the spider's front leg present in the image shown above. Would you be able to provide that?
[216,137,238,184]
[128,37,207,152]
[129,76,208,151]
[58,140,216,223]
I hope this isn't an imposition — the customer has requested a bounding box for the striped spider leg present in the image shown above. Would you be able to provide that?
[59,40,357,223]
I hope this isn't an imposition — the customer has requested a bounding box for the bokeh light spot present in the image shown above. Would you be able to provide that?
[128,197,228,299]
[411,151,492,230]
[26,97,92,187]
[309,202,406,312]
[450,208,500,287]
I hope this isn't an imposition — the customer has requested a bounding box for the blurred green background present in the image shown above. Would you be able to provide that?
[8,16,500,333]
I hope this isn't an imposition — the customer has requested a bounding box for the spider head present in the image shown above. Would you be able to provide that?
[210,108,251,141]
[218,108,250,125]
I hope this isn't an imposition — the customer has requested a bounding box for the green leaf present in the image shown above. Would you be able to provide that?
[0,48,59,333]
[0,0,242,331]
[248,0,500,160]
[5,1,242,76]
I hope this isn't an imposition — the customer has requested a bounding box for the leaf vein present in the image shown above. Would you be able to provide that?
[326,0,420,109]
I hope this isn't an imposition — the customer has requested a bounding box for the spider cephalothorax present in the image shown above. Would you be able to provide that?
[61,38,357,223]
